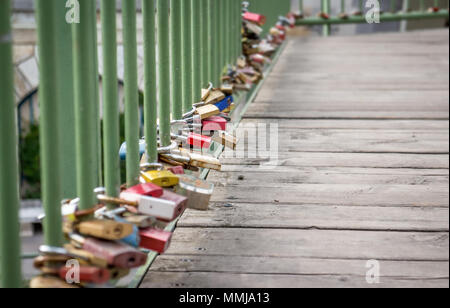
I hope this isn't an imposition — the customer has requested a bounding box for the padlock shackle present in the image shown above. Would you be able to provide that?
[97,194,139,207]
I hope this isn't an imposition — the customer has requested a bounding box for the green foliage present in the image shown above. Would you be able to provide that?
[19,124,41,199]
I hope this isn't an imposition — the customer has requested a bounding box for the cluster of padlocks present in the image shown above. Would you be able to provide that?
[221,3,295,89]
[29,4,293,289]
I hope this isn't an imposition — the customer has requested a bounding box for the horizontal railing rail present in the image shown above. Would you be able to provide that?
[295,0,449,36]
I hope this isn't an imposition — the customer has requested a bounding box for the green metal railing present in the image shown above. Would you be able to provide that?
[297,0,449,36]
[0,0,291,288]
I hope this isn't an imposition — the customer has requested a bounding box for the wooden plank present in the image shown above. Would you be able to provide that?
[232,128,449,154]
[179,203,449,231]
[240,119,449,130]
[209,184,449,207]
[220,153,450,169]
[210,166,449,186]
[150,255,449,278]
[162,228,449,261]
[141,271,449,288]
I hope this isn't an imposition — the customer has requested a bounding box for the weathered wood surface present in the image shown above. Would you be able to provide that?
[141,29,449,288]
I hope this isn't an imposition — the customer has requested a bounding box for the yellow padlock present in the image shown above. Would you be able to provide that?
[141,170,179,188]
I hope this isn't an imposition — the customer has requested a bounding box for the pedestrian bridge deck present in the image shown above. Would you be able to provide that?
[141,29,449,288]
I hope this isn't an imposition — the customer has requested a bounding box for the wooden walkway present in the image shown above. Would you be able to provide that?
[141,29,450,288]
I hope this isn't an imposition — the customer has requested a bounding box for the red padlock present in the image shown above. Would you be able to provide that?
[276,23,286,31]
[168,166,185,175]
[428,7,440,13]
[122,183,163,198]
[139,228,173,253]
[187,133,212,149]
[59,266,111,284]
[318,12,330,19]
[158,189,188,220]
[202,116,227,131]
[243,12,267,26]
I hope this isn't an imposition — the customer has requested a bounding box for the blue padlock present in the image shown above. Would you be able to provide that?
[115,217,141,248]
[119,139,147,161]
[214,96,233,112]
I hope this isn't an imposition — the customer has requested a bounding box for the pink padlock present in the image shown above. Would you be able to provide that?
[202,116,227,131]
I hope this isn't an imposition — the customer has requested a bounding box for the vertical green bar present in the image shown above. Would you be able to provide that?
[171,0,183,120]
[36,0,64,243]
[225,0,230,65]
[341,0,346,13]
[201,0,208,87]
[191,0,201,102]
[55,0,77,199]
[321,0,330,37]
[391,0,396,12]
[101,0,121,203]
[419,0,425,11]
[122,0,140,187]
[213,0,220,85]
[142,0,158,162]
[91,1,102,188]
[157,0,171,147]
[182,0,193,112]
[0,0,22,288]
[73,0,98,210]
[299,0,304,14]
[206,0,213,82]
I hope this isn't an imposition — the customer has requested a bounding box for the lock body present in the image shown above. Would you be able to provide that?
[141,170,179,188]
[81,237,147,269]
[196,104,221,120]
[168,166,185,175]
[120,192,184,221]
[202,116,227,131]
[123,183,164,198]
[186,133,212,149]
[139,228,173,253]
[175,175,214,211]
[243,12,267,26]
[76,219,134,241]
[30,276,80,288]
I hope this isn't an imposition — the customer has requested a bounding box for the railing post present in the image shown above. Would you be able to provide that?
[101,0,121,205]
[55,0,77,199]
[142,0,159,163]
[35,0,64,242]
[72,0,99,210]
[191,0,202,102]
[206,0,213,82]
[201,0,208,87]
[0,0,22,288]
[181,0,193,112]
[157,0,171,147]
[321,0,331,37]
[171,0,183,120]
[122,0,140,187]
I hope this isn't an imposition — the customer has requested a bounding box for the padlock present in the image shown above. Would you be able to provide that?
[140,164,179,188]
[63,244,109,268]
[172,133,212,149]
[195,104,221,120]
[115,217,141,248]
[75,219,134,241]
[168,165,185,175]
[338,12,349,19]
[212,131,238,150]
[243,12,266,26]
[122,214,157,229]
[233,83,252,91]
[122,182,164,198]
[119,139,146,161]
[69,233,148,269]
[244,21,264,36]
[237,57,247,68]
[139,228,173,253]
[202,116,227,132]
[201,82,214,101]
[204,89,226,105]
[318,12,330,19]
[30,275,80,289]
[428,7,440,13]
[175,175,214,211]
[178,148,222,171]
[214,96,233,112]
[58,266,111,285]
[220,84,234,95]
[99,192,185,222]
[222,103,236,114]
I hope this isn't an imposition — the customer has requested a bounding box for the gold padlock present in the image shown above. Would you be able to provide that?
[220,84,234,95]
[63,244,109,268]
[76,219,134,241]
[195,104,221,120]
[212,131,238,150]
[178,148,221,171]
[205,89,226,105]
